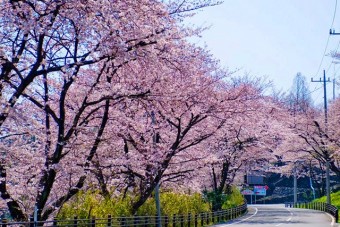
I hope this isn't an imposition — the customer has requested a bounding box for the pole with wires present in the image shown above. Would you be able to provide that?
[311,70,331,204]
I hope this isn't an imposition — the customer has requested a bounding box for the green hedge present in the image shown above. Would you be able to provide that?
[58,191,210,219]
[58,187,244,219]
[313,191,340,207]
[222,186,244,209]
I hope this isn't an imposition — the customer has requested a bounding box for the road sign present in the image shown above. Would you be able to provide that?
[241,189,254,195]
[254,188,266,196]
[253,185,268,196]
[254,185,267,189]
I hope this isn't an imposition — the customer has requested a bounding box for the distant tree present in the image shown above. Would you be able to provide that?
[286,73,312,113]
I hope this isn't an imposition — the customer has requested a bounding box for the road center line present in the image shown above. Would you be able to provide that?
[286,208,294,222]
[220,207,258,226]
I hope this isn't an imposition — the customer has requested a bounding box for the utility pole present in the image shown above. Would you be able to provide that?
[332,62,340,100]
[311,69,331,204]
[330,29,340,100]
[333,78,336,100]
[294,166,297,205]
[330,29,340,35]
[151,111,162,227]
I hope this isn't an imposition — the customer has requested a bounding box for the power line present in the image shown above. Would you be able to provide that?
[312,86,325,104]
[336,63,340,74]
[308,84,323,95]
[314,0,338,77]
[305,84,324,106]
[326,40,340,74]
[331,0,338,29]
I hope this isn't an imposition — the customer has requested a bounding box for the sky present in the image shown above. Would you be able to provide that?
[187,0,340,105]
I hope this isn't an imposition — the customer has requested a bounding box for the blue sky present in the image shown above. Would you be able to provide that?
[187,0,340,104]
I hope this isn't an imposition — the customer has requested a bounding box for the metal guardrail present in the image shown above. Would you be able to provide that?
[0,203,247,226]
[285,202,338,222]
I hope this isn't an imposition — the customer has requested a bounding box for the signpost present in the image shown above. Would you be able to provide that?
[254,185,267,196]
[241,189,254,195]
[242,185,269,204]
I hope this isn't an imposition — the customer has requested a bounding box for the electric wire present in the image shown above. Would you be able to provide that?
[326,40,340,75]
[308,85,323,96]
[307,84,324,105]
[314,0,338,78]
[313,88,325,105]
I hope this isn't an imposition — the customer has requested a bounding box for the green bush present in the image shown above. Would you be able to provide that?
[58,190,210,219]
[58,187,244,220]
[313,191,340,208]
[58,190,133,219]
[222,186,244,209]
[137,192,210,216]
[202,186,245,211]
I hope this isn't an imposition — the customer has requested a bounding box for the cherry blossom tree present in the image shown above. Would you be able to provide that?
[0,0,221,221]
[290,99,340,178]
[200,81,290,210]
[84,43,229,214]
[271,96,340,196]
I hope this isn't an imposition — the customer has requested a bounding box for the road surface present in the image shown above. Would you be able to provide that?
[214,204,338,227]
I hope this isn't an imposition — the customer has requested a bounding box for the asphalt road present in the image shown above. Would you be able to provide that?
[213,204,338,227]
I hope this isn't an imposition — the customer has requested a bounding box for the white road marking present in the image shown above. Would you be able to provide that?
[324,212,336,226]
[217,205,336,226]
[286,208,294,222]
[220,207,258,226]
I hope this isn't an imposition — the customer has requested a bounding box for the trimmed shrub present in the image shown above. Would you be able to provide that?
[58,190,210,219]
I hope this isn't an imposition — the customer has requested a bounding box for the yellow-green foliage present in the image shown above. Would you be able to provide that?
[58,191,133,219]
[58,191,210,219]
[138,192,210,216]
[313,191,340,208]
[222,186,244,209]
